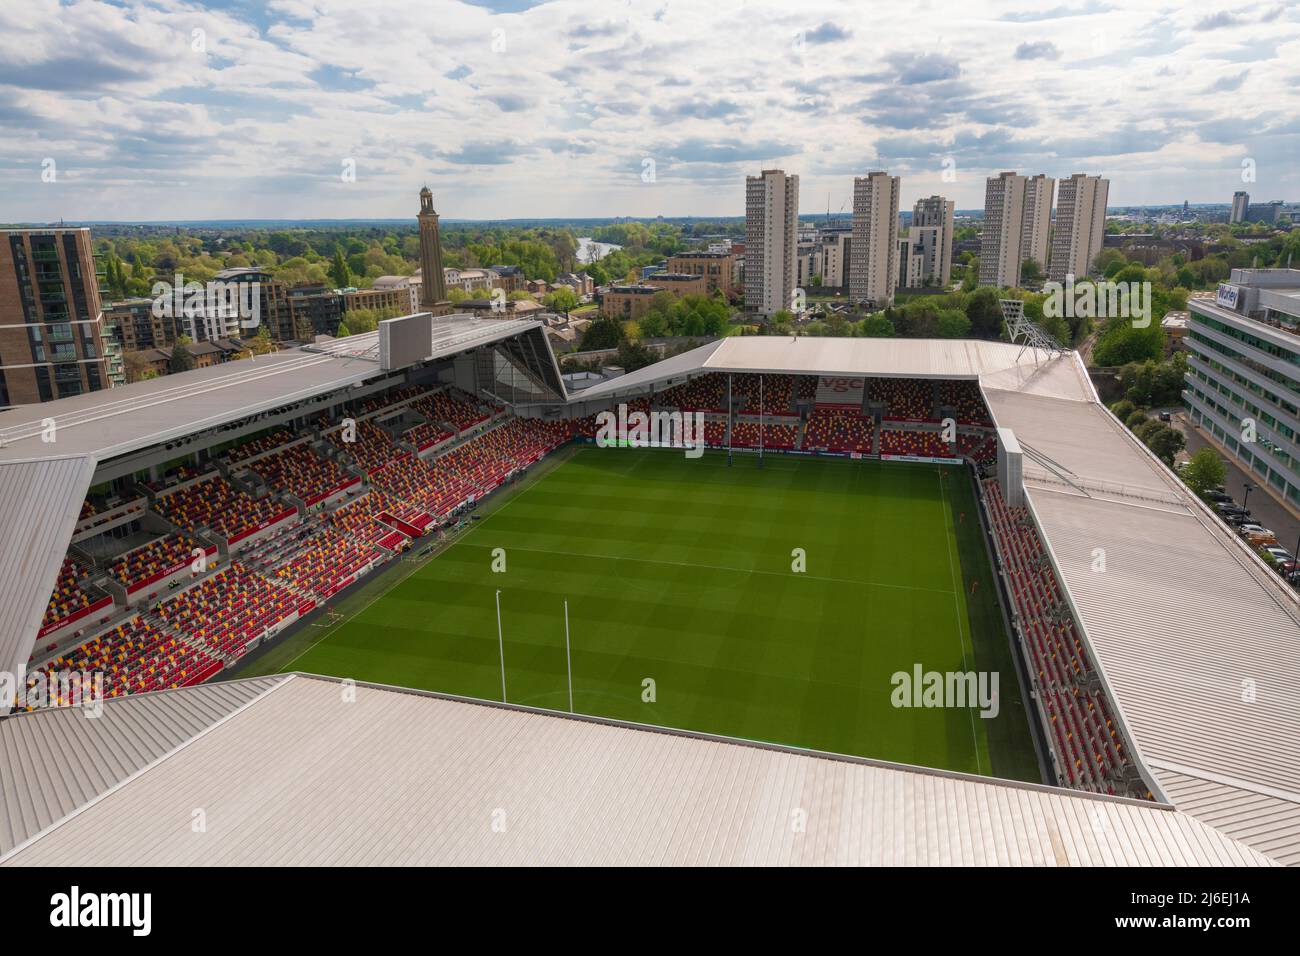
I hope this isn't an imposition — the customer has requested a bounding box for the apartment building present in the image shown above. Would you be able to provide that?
[1230,191,1250,225]
[1020,175,1055,274]
[665,252,737,297]
[979,172,1029,288]
[0,228,111,405]
[849,171,901,307]
[910,195,956,288]
[744,169,800,316]
[1049,173,1109,282]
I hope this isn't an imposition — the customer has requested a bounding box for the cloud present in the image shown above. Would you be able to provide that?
[650,99,745,121]
[1015,41,1061,61]
[1194,11,1243,31]
[1001,2,1112,22]
[0,0,1297,219]
[443,140,522,165]
[486,92,531,112]
[1204,69,1250,93]
[804,22,851,45]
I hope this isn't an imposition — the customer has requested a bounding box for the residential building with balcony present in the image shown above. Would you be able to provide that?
[0,227,111,405]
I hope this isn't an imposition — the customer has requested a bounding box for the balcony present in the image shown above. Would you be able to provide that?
[31,249,60,263]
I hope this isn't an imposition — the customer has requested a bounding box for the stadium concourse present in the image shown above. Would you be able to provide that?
[0,314,1297,865]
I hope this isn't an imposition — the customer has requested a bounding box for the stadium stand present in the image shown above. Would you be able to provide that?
[733,373,794,415]
[405,420,454,452]
[982,479,1141,798]
[803,409,873,453]
[154,564,299,659]
[659,373,726,411]
[243,441,357,506]
[329,491,413,552]
[40,559,105,633]
[957,433,998,466]
[327,419,406,476]
[225,428,294,465]
[730,421,799,449]
[875,378,934,421]
[107,533,209,593]
[28,617,219,705]
[880,428,950,458]
[939,380,994,425]
[413,387,491,432]
[153,471,292,541]
[272,527,377,600]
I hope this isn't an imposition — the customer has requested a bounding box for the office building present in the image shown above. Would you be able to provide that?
[1184,269,1300,510]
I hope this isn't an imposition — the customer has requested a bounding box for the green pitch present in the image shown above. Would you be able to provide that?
[247,446,1040,782]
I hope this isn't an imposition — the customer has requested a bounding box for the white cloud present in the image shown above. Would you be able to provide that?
[0,0,1296,220]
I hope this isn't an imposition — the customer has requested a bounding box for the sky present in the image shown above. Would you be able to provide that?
[0,0,1296,222]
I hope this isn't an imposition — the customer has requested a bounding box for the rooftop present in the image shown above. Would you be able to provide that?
[0,674,1274,867]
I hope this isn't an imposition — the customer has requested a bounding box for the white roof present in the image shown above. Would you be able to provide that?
[573,336,1052,402]
[985,355,1300,866]
[0,456,97,694]
[0,677,280,855]
[0,675,1274,867]
[0,315,552,704]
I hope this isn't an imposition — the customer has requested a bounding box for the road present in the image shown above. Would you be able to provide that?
[1172,411,1300,560]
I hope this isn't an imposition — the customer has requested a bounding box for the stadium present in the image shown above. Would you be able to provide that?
[1,309,1297,867]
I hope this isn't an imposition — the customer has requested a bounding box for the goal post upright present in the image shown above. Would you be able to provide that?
[727,372,733,467]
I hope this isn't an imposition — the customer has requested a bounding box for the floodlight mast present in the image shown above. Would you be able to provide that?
[1001,298,1066,365]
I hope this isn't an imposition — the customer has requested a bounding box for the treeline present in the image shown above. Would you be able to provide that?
[96,229,418,300]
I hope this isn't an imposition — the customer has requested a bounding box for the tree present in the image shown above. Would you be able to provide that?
[543,287,579,317]
[329,250,352,288]
[860,314,894,337]
[1126,410,1149,430]
[580,315,624,351]
[936,308,971,338]
[965,288,1003,340]
[1142,424,1185,466]
[637,310,668,338]
[1092,320,1164,367]
[1109,399,1136,422]
[1181,446,1228,498]
[1020,258,1043,285]
[169,343,195,374]
[616,338,655,371]
[335,321,352,338]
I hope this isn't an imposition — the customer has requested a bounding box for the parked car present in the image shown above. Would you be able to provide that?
[1262,546,1295,565]
[1158,411,1172,422]
[1205,490,1233,504]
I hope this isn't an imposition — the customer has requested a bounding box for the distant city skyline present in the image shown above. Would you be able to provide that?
[1,0,1296,221]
